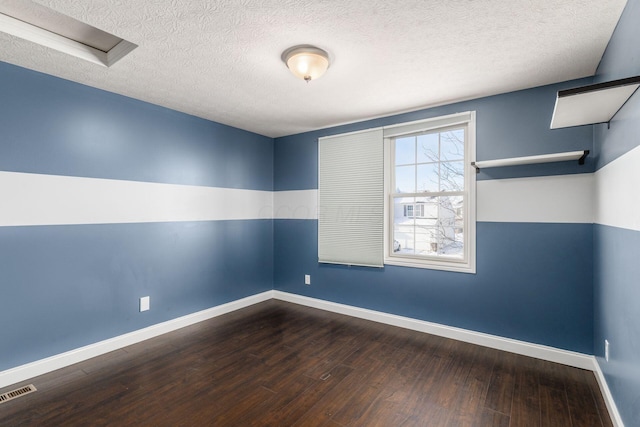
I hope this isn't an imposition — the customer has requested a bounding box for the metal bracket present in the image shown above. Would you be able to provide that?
[578,150,590,165]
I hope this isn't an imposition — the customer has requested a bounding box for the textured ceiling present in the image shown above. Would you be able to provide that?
[0,0,628,137]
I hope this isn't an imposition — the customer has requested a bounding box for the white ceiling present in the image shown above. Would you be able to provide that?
[0,0,628,138]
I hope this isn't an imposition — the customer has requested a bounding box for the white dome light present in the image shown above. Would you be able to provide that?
[282,45,330,82]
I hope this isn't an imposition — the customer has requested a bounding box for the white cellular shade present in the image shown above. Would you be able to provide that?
[318,128,384,267]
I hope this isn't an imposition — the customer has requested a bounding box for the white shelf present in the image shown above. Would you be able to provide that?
[471,150,589,172]
[550,76,640,129]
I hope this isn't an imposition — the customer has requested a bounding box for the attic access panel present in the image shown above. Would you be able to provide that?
[0,0,136,67]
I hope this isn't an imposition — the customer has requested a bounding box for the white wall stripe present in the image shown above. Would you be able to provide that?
[0,171,273,227]
[274,189,318,219]
[477,173,594,223]
[7,164,637,229]
[595,144,640,232]
[273,175,595,224]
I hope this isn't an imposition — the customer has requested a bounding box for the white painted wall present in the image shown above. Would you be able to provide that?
[0,171,273,226]
[595,144,640,232]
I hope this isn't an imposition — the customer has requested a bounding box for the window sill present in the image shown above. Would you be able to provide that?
[384,257,476,274]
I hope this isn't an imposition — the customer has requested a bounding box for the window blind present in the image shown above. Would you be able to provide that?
[318,128,384,267]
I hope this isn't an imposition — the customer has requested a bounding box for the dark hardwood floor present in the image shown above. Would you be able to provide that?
[0,300,612,426]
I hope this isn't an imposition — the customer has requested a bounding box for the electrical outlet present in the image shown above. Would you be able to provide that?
[605,339,610,362]
[304,274,311,285]
[140,296,150,312]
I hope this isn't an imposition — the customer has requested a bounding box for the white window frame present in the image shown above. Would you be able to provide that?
[383,111,476,273]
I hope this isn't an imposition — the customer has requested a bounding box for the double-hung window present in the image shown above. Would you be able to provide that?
[317,111,475,273]
[384,112,476,273]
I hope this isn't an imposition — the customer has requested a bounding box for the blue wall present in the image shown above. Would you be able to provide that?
[0,63,273,190]
[593,0,640,424]
[275,80,595,190]
[0,62,274,371]
[274,80,595,354]
[4,10,639,424]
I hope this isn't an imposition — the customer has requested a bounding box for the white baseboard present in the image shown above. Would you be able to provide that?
[273,291,595,370]
[0,289,623,427]
[274,291,624,426]
[592,358,625,427]
[0,291,273,389]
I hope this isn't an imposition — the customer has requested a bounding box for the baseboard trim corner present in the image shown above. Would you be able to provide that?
[273,291,594,370]
[592,358,625,427]
[0,290,274,389]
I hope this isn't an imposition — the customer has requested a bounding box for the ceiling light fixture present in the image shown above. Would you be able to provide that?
[282,45,330,82]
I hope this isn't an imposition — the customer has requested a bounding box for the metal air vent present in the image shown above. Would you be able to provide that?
[0,384,37,404]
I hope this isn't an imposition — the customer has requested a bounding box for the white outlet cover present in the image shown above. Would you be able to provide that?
[305,275,311,285]
[140,296,150,312]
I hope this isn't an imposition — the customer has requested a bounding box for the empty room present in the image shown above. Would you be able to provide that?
[0,0,638,425]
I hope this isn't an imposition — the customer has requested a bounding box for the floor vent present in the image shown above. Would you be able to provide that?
[0,384,37,404]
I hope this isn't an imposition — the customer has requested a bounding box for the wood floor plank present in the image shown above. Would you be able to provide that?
[352,347,435,426]
[484,351,517,415]
[509,355,542,427]
[292,356,390,425]
[450,346,498,426]
[475,408,511,427]
[258,364,354,426]
[0,300,613,426]
[583,370,615,427]
[565,368,608,427]
[331,349,407,425]
[540,384,572,427]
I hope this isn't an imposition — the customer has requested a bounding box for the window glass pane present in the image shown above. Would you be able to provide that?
[439,161,464,192]
[417,133,438,163]
[414,198,438,255]
[415,197,438,224]
[395,136,415,165]
[416,163,439,193]
[393,197,415,254]
[405,205,414,217]
[437,196,464,258]
[395,165,415,193]
[440,129,464,161]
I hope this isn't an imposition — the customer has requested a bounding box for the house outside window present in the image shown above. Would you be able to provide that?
[403,203,426,218]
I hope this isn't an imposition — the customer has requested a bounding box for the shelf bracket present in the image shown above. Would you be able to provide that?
[578,150,589,165]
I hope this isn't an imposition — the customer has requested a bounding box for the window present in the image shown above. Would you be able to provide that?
[317,111,475,273]
[384,112,476,273]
